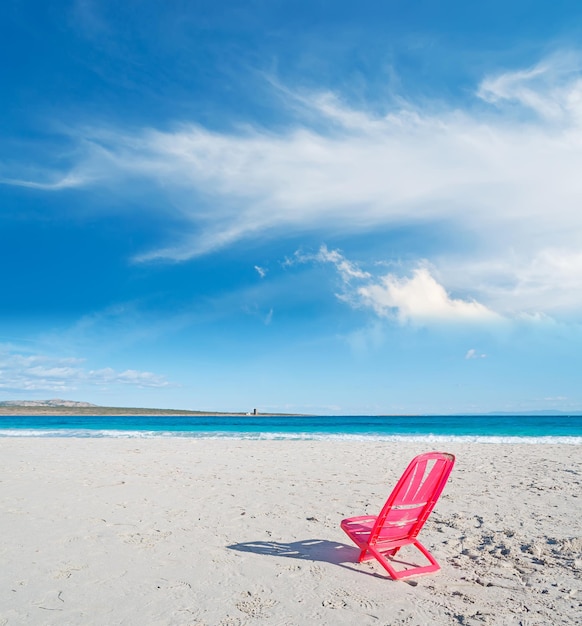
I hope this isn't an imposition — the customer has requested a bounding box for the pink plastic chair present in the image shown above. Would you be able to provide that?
[341,451,455,580]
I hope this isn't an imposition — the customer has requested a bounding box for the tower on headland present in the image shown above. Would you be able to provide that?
[253,408,258,415]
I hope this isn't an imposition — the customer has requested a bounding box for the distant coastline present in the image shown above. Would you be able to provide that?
[1,400,580,418]
[0,399,300,417]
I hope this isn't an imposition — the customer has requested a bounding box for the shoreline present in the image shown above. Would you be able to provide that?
[1,431,581,444]
[1,439,580,624]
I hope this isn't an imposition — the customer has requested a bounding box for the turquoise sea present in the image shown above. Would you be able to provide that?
[0,414,581,443]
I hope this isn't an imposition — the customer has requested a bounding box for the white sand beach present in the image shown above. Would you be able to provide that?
[0,439,580,625]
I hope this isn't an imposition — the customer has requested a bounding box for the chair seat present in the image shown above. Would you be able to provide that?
[341,515,377,535]
[341,515,414,548]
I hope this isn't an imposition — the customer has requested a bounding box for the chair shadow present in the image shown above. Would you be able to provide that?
[227,539,387,579]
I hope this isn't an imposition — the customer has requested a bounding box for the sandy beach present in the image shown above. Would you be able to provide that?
[0,439,580,625]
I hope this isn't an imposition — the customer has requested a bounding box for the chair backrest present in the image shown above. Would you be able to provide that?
[368,452,455,545]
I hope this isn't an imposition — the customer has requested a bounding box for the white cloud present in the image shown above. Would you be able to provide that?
[308,246,499,325]
[5,53,582,314]
[88,368,170,387]
[254,265,267,278]
[0,350,171,392]
[465,349,487,359]
[357,267,499,324]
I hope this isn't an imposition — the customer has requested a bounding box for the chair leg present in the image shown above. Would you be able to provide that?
[368,547,401,580]
[368,541,441,580]
[413,540,440,571]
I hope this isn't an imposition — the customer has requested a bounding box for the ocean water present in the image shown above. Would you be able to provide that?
[0,414,581,443]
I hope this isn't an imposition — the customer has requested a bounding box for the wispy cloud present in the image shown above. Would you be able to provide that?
[0,349,172,392]
[4,53,582,314]
[477,51,582,119]
[254,265,267,278]
[440,249,582,316]
[292,245,371,282]
[0,174,87,190]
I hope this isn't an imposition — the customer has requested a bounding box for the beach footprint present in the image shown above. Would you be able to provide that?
[321,587,377,612]
[218,616,246,626]
[52,562,87,580]
[122,529,172,547]
[235,590,277,619]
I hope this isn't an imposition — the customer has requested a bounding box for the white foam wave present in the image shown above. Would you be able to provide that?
[0,429,580,444]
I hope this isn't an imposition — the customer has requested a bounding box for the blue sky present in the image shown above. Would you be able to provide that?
[2,0,582,414]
